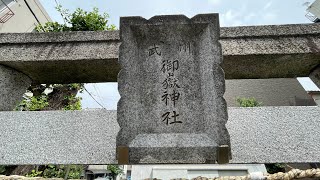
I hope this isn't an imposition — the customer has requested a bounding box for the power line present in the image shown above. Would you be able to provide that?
[83,86,106,109]
[23,0,45,31]
[93,84,104,104]
[54,0,67,24]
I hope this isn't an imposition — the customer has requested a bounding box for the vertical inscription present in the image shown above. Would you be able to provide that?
[148,42,192,125]
[161,56,181,125]
[118,15,230,163]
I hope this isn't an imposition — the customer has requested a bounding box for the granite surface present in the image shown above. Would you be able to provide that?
[0,65,31,111]
[0,110,118,164]
[129,133,218,163]
[220,23,320,38]
[0,23,319,83]
[0,107,319,164]
[117,14,229,163]
[0,31,120,43]
[227,106,320,163]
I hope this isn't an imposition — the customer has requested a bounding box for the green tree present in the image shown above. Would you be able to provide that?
[16,6,116,112]
[265,163,286,174]
[107,165,123,180]
[9,6,116,178]
[236,97,262,107]
[36,6,116,32]
[26,165,83,179]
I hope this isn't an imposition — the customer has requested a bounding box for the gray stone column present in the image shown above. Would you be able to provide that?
[117,14,230,164]
[310,65,320,89]
[0,65,32,111]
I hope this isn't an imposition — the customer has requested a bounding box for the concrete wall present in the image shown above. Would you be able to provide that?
[225,78,316,107]
[0,0,51,32]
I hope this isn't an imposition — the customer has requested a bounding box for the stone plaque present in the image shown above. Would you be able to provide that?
[117,14,230,163]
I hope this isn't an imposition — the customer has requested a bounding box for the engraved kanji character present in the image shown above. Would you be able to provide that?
[148,44,161,56]
[161,111,182,125]
[170,90,180,107]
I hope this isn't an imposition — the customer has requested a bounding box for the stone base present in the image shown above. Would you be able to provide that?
[127,133,219,164]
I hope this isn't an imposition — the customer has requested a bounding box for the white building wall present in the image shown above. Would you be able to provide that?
[308,0,320,19]
[225,78,316,107]
[131,164,267,180]
[0,0,51,32]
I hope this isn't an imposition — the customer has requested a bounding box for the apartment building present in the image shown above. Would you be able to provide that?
[0,0,51,32]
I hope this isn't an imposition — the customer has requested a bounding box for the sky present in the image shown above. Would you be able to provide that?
[39,0,320,109]
[41,0,312,27]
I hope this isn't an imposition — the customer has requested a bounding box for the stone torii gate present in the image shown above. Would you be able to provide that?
[0,14,319,165]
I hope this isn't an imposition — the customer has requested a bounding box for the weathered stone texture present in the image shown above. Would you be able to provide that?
[220,23,320,38]
[0,110,118,164]
[0,31,120,84]
[219,24,320,80]
[0,65,31,111]
[220,37,320,79]
[0,107,319,164]
[117,14,229,163]
[0,23,319,83]
[228,106,320,163]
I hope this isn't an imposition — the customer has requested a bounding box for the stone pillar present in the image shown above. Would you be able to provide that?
[0,65,32,111]
[310,65,320,89]
[117,14,230,164]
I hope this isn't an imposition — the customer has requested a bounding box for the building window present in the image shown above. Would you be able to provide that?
[0,0,14,12]
[0,0,15,23]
